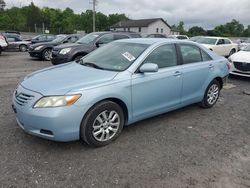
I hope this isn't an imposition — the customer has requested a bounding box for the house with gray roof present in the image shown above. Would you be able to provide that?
[110,18,172,36]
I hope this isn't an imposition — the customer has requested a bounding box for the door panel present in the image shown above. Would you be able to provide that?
[132,68,182,120]
[131,43,182,120]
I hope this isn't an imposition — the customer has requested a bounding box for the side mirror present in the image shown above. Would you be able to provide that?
[139,63,158,73]
[96,41,104,47]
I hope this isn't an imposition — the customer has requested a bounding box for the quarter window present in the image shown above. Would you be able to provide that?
[179,45,202,64]
[144,44,178,68]
[201,50,212,61]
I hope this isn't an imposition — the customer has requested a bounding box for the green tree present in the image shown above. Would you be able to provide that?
[188,26,206,36]
[176,21,187,35]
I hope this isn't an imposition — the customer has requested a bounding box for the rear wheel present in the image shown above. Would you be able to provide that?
[19,44,27,52]
[42,48,52,61]
[199,80,220,108]
[80,101,124,147]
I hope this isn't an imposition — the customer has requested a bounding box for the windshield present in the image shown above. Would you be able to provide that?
[243,45,250,51]
[197,38,217,45]
[76,33,101,44]
[52,35,67,43]
[79,42,149,71]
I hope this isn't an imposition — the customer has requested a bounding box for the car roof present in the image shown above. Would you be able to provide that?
[117,38,186,45]
[203,36,230,40]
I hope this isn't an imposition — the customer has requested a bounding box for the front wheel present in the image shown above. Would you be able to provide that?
[42,48,52,61]
[80,101,124,147]
[199,80,221,108]
[229,49,236,57]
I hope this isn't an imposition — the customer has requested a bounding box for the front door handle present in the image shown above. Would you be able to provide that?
[173,71,182,77]
[209,64,214,69]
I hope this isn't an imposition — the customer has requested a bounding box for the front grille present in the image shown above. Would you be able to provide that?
[234,62,250,72]
[15,93,34,106]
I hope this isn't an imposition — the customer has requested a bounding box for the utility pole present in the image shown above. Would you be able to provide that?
[90,0,97,32]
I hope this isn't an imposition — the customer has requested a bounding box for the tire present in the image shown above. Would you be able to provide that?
[19,44,27,52]
[229,49,236,57]
[80,101,124,147]
[74,55,84,62]
[199,80,221,108]
[42,48,52,61]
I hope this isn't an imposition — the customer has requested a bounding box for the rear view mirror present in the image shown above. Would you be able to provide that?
[139,63,158,73]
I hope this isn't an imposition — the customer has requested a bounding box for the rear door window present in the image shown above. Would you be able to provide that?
[179,44,202,64]
[114,34,129,40]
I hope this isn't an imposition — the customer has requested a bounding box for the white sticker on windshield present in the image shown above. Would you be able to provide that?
[122,52,136,62]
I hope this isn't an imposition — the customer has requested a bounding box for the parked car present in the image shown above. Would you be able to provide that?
[168,35,189,40]
[0,33,8,55]
[3,33,31,52]
[196,37,238,57]
[51,31,141,65]
[239,38,250,50]
[228,45,250,77]
[31,34,56,44]
[29,34,83,61]
[146,34,166,38]
[12,39,229,147]
[5,31,21,35]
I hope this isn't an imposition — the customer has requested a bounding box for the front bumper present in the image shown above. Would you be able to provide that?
[230,62,250,77]
[12,85,86,142]
[51,51,72,65]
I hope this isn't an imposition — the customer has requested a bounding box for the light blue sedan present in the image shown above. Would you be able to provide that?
[12,38,229,146]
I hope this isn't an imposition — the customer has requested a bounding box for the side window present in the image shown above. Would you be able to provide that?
[224,39,231,44]
[97,34,114,44]
[47,35,55,40]
[38,35,46,41]
[201,50,212,61]
[114,34,129,40]
[179,44,202,64]
[217,39,225,45]
[67,36,78,43]
[144,44,178,69]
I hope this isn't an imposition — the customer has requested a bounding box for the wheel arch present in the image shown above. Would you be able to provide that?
[72,52,88,60]
[214,77,223,89]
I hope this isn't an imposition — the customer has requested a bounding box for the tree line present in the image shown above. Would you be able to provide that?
[0,1,249,37]
[174,20,250,37]
[0,2,128,34]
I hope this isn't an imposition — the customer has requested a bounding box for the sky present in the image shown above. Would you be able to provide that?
[4,0,250,29]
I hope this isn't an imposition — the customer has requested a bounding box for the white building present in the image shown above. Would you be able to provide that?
[110,18,172,36]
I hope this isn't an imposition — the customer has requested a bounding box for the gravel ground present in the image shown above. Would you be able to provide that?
[0,52,250,188]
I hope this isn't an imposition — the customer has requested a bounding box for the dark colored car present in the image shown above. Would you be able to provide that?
[51,31,141,65]
[5,31,21,35]
[31,34,56,44]
[28,34,83,61]
[146,34,166,38]
[3,33,31,52]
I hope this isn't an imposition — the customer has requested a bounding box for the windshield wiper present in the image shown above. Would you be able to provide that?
[79,60,104,70]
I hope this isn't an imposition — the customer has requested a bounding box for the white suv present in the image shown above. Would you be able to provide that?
[0,33,8,55]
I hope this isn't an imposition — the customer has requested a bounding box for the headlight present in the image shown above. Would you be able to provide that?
[59,48,71,55]
[34,95,81,108]
[34,46,44,50]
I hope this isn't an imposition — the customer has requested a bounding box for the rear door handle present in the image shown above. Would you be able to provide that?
[173,71,182,77]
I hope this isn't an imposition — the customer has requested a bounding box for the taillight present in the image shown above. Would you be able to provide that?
[226,62,231,70]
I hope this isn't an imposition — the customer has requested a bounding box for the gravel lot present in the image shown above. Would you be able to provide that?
[0,52,250,188]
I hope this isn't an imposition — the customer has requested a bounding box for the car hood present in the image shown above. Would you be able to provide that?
[230,51,250,63]
[31,41,57,48]
[21,62,118,95]
[54,43,91,50]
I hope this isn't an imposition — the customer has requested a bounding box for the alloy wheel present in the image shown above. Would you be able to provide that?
[207,84,219,105]
[92,110,120,142]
